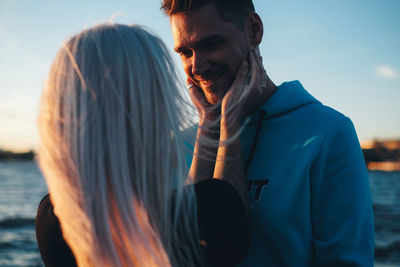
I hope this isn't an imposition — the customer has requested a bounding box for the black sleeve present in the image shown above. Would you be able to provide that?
[194,179,250,267]
[35,194,77,267]
[35,180,250,267]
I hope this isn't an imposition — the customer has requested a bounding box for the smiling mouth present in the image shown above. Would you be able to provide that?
[200,80,216,87]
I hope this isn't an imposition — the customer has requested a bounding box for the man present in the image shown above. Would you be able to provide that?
[161,0,374,266]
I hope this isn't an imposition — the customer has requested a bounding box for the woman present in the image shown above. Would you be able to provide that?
[36,23,264,267]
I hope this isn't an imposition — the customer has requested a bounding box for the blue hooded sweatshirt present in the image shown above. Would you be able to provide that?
[185,81,374,266]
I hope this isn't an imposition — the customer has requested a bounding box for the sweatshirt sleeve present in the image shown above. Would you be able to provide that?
[194,179,250,267]
[310,116,375,266]
[35,194,78,267]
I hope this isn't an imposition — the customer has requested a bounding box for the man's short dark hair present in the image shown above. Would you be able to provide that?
[161,0,255,29]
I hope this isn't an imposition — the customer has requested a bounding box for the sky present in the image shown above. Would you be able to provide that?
[0,0,399,152]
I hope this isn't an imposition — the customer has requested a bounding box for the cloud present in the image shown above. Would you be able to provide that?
[374,65,398,79]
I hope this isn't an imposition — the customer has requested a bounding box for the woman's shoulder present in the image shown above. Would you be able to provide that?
[36,194,77,267]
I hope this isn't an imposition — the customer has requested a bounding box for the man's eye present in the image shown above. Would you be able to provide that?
[180,50,192,58]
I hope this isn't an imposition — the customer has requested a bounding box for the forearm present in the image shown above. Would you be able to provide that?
[188,121,220,183]
[213,122,248,209]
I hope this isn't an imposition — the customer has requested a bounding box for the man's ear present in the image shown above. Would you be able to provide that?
[247,12,263,46]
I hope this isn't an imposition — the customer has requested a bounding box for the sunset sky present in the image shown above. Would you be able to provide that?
[0,0,399,152]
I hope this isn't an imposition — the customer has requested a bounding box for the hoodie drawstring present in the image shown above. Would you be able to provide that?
[245,110,266,172]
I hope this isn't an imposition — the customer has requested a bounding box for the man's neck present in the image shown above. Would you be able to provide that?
[249,75,278,116]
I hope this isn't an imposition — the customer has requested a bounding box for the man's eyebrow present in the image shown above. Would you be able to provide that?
[174,45,185,53]
[174,35,226,53]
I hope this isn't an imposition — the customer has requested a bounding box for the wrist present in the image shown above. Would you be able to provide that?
[220,119,240,141]
[199,104,221,122]
[199,115,220,138]
[197,124,220,141]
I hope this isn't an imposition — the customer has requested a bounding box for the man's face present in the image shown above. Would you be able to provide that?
[171,3,251,105]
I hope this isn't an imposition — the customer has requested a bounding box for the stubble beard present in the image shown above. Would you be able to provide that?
[201,45,251,106]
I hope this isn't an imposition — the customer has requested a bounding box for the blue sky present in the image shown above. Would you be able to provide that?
[0,0,399,151]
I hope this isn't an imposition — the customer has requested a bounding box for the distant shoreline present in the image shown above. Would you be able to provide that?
[0,149,35,161]
[362,139,400,171]
[1,140,399,171]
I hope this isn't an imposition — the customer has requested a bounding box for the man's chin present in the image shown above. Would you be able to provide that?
[203,88,225,105]
[199,79,231,105]
[205,95,221,105]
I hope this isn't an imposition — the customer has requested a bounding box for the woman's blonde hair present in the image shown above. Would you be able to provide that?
[38,23,204,266]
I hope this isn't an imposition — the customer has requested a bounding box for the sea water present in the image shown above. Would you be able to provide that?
[0,161,46,267]
[0,161,399,266]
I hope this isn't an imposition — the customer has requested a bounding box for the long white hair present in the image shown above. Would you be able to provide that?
[38,23,204,267]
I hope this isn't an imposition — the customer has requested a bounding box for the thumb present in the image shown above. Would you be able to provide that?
[187,78,210,108]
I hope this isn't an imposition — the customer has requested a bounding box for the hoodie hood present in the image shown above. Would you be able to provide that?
[236,80,374,267]
[241,80,321,169]
[247,80,320,124]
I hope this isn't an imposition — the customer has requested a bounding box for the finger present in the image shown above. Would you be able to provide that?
[220,60,247,114]
[187,76,201,89]
[186,76,196,88]
[253,49,268,88]
[256,56,267,90]
[251,49,268,92]
[245,50,260,92]
[230,61,249,93]
[222,61,251,123]
[253,47,264,69]
[187,77,210,108]
[188,84,207,106]
[254,46,261,60]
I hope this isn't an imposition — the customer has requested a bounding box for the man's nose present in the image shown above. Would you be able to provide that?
[191,51,209,76]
